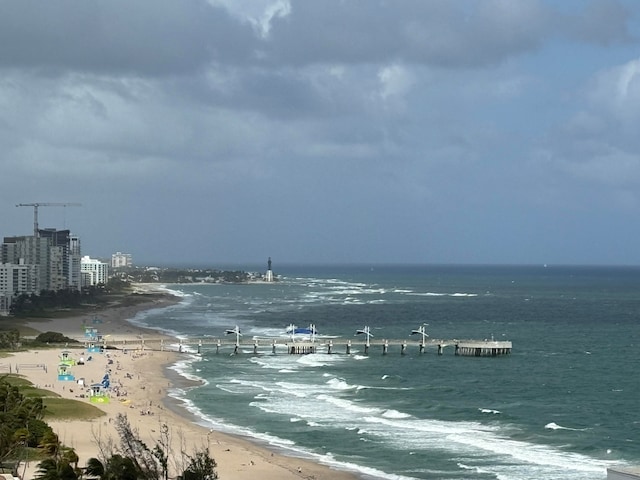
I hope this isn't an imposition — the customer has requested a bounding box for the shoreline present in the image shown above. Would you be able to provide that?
[6,286,360,480]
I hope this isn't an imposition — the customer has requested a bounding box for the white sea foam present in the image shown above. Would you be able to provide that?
[381,409,411,419]
[480,408,501,414]
[168,355,208,385]
[326,378,357,391]
[407,292,478,297]
[318,395,381,415]
[545,422,563,430]
[545,422,587,431]
[354,413,613,478]
[448,432,610,474]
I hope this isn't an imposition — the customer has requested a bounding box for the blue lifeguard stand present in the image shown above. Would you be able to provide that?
[57,364,75,381]
[86,342,102,353]
[84,326,99,340]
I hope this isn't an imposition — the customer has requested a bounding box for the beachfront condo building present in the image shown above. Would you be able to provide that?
[81,255,110,286]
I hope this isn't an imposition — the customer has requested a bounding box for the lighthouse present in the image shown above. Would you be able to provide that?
[265,257,274,282]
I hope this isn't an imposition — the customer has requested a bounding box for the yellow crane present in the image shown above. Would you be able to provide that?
[16,202,82,236]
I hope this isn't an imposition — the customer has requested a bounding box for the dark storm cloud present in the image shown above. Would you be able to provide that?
[0,0,639,265]
[0,0,256,75]
[1,0,632,78]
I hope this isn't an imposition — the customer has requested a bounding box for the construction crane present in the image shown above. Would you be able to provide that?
[16,202,82,237]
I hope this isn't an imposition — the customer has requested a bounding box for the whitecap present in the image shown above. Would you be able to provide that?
[480,408,501,415]
[545,422,588,431]
[381,409,411,419]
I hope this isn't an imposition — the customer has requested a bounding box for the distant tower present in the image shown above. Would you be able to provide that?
[265,257,274,282]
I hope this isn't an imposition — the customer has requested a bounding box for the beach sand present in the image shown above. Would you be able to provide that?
[4,289,359,480]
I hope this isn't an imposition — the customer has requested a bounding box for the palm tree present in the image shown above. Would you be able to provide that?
[85,455,138,480]
[84,458,105,479]
[34,457,78,480]
[38,431,61,458]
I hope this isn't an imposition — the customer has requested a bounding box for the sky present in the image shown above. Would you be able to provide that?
[1,0,640,268]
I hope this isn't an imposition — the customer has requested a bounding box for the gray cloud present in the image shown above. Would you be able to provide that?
[0,0,255,75]
[1,0,639,266]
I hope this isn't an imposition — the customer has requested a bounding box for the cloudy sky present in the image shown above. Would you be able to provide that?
[1,0,640,268]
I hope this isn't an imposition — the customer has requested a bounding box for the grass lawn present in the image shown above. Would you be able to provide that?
[4,374,105,420]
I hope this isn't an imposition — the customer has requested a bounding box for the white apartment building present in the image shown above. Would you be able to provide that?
[80,256,110,286]
[112,252,133,268]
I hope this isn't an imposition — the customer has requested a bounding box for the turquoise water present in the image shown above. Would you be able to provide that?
[131,265,640,479]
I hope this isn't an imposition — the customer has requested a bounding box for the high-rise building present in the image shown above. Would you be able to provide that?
[39,229,73,291]
[2,235,50,291]
[2,229,81,292]
[68,235,82,291]
[0,225,82,314]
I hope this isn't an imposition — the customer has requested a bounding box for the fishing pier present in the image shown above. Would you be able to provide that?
[74,324,512,358]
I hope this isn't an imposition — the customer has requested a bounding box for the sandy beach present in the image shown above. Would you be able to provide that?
[4,288,359,480]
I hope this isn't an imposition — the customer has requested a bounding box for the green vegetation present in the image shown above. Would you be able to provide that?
[3,376,59,399]
[43,398,104,421]
[0,328,80,351]
[33,332,79,345]
[0,375,53,473]
[0,330,20,349]
[86,414,218,480]
[114,267,254,284]
[3,267,258,322]
[8,280,130,318]
[0,376,218,479]
[10,290,98,317]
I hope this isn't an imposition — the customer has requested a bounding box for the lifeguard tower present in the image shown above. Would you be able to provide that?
[86,342,102,353]
[59,350,75,366]
[89,383,110,404]
[57,364,75,381]
[84,326,99,340]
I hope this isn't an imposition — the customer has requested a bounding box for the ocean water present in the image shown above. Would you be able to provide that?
[130,265,640,480]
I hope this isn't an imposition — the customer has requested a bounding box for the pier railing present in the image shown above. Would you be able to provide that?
[62,335,512,357]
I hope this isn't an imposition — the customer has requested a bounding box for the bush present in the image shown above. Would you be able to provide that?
[0,330,20,349]
[33,332,78,344]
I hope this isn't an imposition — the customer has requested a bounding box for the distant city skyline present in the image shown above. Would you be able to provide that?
[1,1,640,266]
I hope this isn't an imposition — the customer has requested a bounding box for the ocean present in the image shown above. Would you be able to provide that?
[129,265,640,480]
